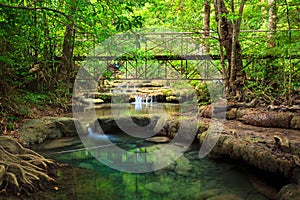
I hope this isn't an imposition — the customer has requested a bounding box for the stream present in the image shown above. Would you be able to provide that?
[32,102,273,200]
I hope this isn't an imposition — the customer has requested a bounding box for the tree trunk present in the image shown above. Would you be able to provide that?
[267,0,277,48]
[58,0,77,82]
[265,0,278,89]
[59,24,74,81]
[214,0,246,100]
[203,0,211,53]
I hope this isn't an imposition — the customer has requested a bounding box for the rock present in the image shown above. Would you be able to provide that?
[145,182,171,194]
[207,134,295,178]
[146,136,170,143]
[238,111,294,129]
[208,193,244,200]
[18,117,79,146]
[174,156,192,176]
[199,105,212,118]
[83,98,104,104]
[194,189,223,200]
[274,135,290,153]
[54,118,79,137]
[226,108,237,120]
[290,115,300,129]
[249,174,278,200]
[0,165,5,186]
[278,184,300,200]
[166,96,178,103]
[39,137,81,150]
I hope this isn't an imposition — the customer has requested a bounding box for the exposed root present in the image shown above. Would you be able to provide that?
[0,136,57,195]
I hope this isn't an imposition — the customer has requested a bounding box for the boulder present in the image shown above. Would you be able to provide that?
[278,184,300,200]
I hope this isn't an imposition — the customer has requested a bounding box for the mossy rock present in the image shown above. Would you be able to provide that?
[193,189,223,200]
[18,117,79,146]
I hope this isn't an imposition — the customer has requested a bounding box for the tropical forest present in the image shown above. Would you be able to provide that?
[0,0,299,199]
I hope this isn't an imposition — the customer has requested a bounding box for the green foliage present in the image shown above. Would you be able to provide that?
[0,0,299,133]
[195,83,211,105]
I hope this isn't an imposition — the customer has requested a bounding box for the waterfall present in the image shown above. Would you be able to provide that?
[134,95,143,110]
[145,96,148,105]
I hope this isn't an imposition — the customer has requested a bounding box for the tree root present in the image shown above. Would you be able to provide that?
[0,136,57,195]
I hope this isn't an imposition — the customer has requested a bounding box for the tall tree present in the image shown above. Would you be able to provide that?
[214,0,246,100]
[58,0,77,83]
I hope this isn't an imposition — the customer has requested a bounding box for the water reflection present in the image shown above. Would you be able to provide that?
[90,103,180,117]
[42,137,268,200]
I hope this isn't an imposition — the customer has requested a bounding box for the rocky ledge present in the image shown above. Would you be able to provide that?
[199,105,300,129]
[197,111,300,199]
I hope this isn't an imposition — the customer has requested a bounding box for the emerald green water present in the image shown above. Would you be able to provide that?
[37,103,272,199]
[39,136,269,200]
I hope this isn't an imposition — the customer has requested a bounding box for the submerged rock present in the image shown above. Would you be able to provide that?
[174,156,192,176]
[193,189,223,200]
[249,174,278,200]
[208,193,244,200]
[145,182,171,194]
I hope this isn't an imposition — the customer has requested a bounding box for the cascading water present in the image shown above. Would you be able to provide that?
[109,84,156,110]
[134,95,143,110]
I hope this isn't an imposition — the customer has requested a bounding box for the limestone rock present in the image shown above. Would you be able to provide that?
[238,111,294,128]
[18,117,78,146]
[83,98,104,104]
[146,136,170,143]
